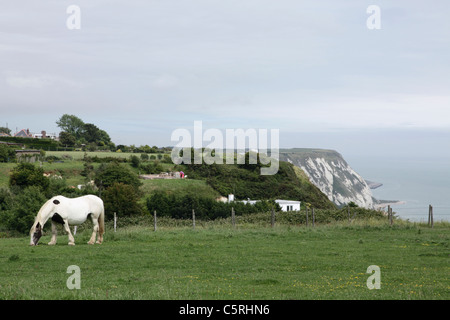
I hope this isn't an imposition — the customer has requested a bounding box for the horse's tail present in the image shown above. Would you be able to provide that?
[98,206,105,236]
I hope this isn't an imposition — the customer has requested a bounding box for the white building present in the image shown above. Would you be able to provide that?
[275,200,301,212]
[32,131,58,140]
[239,197,301,212]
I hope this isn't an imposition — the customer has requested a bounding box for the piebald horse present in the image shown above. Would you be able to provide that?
[30,195,105,246]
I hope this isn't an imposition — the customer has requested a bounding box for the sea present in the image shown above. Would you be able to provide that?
[346,154,450,222]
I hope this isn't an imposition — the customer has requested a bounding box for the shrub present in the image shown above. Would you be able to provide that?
[140,161,164,174]
[130,155,140,168]
[146,191,278,220]
[0,144,16,163]
[0,186,47,234]
[9,163,49,192]
[102,182,144,220]
[94,162,142,191]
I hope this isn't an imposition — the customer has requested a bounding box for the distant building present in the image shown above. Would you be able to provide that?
[15,149,41,163]
[14,128,32,138]
[238,196,301,212]
[11,129,58,140]
[33,130,58,140]
[274,200,301,212]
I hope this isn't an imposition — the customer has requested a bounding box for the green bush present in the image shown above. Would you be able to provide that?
[94,161,142,190]
[0,144,16,163]
[140,161,164,174]
[0,186,47,234]
[102,182,144,220]
[9,163,50,192]
[146,191,278,220]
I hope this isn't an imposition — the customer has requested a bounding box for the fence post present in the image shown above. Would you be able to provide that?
[271,208,275,228]
[348,206,350,223]
[231,207,236,229]
[305,207,309,226]
[114,212,117,232]
[312,208,315,227]
[153,210,157,232]
[192,209,196,230]
[389,206,393,226]
[387,205,393,226]
[428,205,433,228]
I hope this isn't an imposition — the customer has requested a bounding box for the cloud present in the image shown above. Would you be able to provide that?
[5,73,83,89]
[1,0,450,148]
[150,74,180,89]
[6,75,52,89]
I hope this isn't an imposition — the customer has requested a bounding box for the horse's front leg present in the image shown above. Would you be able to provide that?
[48,221,58,245]
[63,220,75,245]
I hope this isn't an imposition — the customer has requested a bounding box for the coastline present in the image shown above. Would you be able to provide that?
[373,200,406,209]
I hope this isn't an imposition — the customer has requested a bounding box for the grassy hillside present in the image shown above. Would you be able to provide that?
[0,151,334,209]
[279,148,344,162]
[181,160,336,209]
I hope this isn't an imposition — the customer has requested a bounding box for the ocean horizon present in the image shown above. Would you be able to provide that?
[347,154,450,222]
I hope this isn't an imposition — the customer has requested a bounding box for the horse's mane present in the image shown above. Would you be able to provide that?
[34,197,56,223]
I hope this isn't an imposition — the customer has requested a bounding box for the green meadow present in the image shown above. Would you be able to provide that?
[0,220,448,300]
[0,151,448,300]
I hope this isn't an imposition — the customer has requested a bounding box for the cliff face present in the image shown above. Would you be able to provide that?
[279,149,374,209]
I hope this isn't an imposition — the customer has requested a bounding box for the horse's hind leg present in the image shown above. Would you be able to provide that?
[48,221,58,245]
[88,218,99,245]
[63,220,75,245]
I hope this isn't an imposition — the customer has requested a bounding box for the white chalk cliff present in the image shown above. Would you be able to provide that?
[280,149,374,209]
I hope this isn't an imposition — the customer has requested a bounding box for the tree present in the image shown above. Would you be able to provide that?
[80,157,95,181]
[0,144,16,162]
[82,123,101,143]
[59,131,76,147]
[0,127,11,135]
[56,114,85,139]
[0,186,47,234]
[102,183,143,219]
[9,163,50,192]
[94,162,142,191]
[347,201,359,208]
[98,129,112,145]
[56,114,113,149]
[130,155,140,168]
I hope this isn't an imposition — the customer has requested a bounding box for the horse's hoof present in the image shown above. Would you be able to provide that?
[87,241,94,245]
[68,242,75,246]
[48,242,56,246]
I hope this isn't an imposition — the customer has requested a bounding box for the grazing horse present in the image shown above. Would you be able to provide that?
[30,195,105,246]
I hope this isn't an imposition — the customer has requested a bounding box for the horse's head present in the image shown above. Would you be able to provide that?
[30,222,42,246]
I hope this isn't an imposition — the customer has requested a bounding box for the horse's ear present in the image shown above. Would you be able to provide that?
[53,199,60,205]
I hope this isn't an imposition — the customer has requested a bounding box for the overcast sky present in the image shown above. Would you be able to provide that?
[1,0,449,158]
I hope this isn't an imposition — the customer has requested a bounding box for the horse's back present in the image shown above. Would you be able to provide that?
[53,195,103,217]
[83,195,104,213]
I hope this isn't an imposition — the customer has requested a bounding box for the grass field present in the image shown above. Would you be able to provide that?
[0,221,448,300]
[0,151,175,188]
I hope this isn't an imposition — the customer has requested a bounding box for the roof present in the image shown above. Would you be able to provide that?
[240,199,301,205]
[14,129,32,138]
[275,200,301,204]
